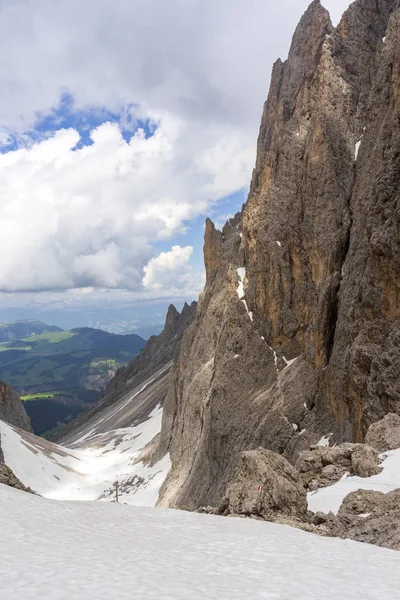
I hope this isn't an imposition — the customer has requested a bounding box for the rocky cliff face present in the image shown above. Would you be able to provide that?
[156,0,400,510]
[0,381,32,475]
[104,301,197,397]
[0,381,32,433]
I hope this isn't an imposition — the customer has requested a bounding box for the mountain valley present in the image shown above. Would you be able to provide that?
[0,0,400,597]
[0,320,145,436]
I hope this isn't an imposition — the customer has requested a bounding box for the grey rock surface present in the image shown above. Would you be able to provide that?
[0,462,34,494]
[217,448,308,519]
[296,443,382,490]
[365,413,400,452]
[338,488,400,550]
[0,381,32,432]
[157,0,400,511]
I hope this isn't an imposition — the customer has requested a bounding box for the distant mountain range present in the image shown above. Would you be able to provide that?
[0,320,145,436]
[0,319,63,343]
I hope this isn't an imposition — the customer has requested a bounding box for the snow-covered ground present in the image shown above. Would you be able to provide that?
[308,448,400,514]
[0,405,170,505]
[1,484,399,600]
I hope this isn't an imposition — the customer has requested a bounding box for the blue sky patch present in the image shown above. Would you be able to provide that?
[153,188,247,272]
[0,92,157,153]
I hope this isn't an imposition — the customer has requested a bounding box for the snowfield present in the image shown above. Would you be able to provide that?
[308,448,400,514]
[0,405,170,505]
[1,484,399,600]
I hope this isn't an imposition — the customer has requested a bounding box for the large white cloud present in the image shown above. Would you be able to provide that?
[0,116,253,292]
[0,0,351,299]
[143,246,194,291]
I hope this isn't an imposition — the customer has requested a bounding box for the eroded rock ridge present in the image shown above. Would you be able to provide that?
[156,0,400,511]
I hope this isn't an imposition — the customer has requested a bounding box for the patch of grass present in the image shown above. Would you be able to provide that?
[22,331,76,343]
[21,391,64,401]
[0,325,145,435]
[0,344,31,352]
[90,358,119,369]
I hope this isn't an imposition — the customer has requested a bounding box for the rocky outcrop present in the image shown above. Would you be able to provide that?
[0,381,32,432]
[0,462,34,494]
[156,0,400,511]
[204,218,222,284]
[296,443,382,490]
[216,448,307,519]
[337,489,400,550]
[365,413,400,452]
[200,444,400,550]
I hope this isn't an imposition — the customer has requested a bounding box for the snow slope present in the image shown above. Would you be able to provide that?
[308,448,400,514]
[60,363,172,445]
[0,404,170,505]
[1,484,399,600]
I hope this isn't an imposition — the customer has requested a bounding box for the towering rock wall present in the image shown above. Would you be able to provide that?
[157,0,400,509]
[0,381,32,433]
[0,380,32,465]
[320,1,400,438]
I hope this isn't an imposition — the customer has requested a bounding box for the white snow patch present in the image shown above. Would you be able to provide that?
[236,267,246,299]
[308,448,400,515]
[1,484,400,600]
[283,356,298,370]
[234,354,240,359]
[317,433,333,447]
[383,36,386,42]
[0,405,170,506]
[276,241,282,247]
[266,344,278,369]
[355,127,366,160]
[303,402,308,409]
[260,336,278,368]
[359,513,372,519]
[74,427,97,444]
[292,423,299,431]
[236,267,253,321]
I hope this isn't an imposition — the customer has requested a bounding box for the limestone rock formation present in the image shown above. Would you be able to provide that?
[338,488,400,550]
[0,382,34,494]
[156,0,400,511]
[0,462,34,494]
[0,381,32,432]
[216,448,307,519]
[365,413,400,452]
[296,443,382,490]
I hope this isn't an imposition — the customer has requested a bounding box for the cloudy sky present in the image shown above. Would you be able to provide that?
[0,0,351,330]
